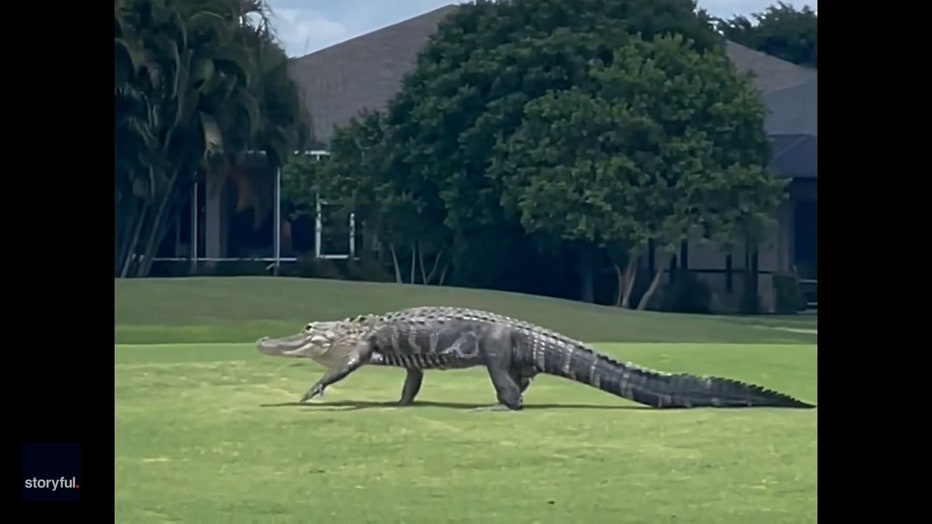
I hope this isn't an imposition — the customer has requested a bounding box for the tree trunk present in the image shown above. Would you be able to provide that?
[613,265,623,306]
[137,199,179,277]
[741,241,760,313]
[135,170,182,277]
[418,244,428,285]
[120,201,149,278]
[115,209,131,275]
[438,260,451,286]
[115,191,124,275]
[620,256,638,309]
[409,240,417,284]
[423,248,445,285]
[389,243,403,283]
[636,251,672,311]
[579,245,594,303]
[115,195,139,276]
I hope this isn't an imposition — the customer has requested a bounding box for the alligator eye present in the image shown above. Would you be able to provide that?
[304,323,313,331]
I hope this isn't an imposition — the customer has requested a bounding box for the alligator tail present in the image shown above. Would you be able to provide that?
[541,343,815,409]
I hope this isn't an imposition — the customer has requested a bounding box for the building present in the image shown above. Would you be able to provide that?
[683,45,816,311]
[170,4,816,311]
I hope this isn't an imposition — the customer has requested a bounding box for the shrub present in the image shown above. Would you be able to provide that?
[198,260,270,276]
[345,257,395,282]
[281,257,344,280]
[772,271,802,314]
[658,270,712,313]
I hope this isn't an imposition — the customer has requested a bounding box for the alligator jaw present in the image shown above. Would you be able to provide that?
[257,332,317,358]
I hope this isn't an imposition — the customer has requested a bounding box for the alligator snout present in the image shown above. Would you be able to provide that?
[257,333,310,357]
[257,336,277,355]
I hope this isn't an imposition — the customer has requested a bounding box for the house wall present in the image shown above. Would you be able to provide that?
[203,172,230,261]
[788,178,817,280]
[198,158,282,263]
[187,162,815,313]
[637,178,816,312]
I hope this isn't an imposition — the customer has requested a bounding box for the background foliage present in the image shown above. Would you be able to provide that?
[116,0,815,314]
[286,0,790,311]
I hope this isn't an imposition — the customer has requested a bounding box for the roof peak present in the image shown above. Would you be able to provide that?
[290,4,459,62]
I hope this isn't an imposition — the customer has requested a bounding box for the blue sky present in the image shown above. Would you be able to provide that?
[265,0,817,58]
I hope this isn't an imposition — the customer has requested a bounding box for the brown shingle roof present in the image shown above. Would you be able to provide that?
[290,5,817,144]
[288,4,460,144]
[724,41,816,94]
[765,78,817,136]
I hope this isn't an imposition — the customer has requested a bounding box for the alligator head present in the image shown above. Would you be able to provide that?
[257,315,374,363]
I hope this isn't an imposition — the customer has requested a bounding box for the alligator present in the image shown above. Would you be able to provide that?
[256,306,815,410]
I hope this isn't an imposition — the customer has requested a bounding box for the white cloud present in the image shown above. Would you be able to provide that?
[268,8,350,57]
[700,0,816,18]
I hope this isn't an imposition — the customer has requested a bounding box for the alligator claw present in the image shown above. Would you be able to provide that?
[299,384,325,403]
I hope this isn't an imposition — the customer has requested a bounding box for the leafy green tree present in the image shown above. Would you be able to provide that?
[714,2,817,68]
[382,0,725,295]
[114,0,309,277]
[305,0,784,303]
[283,110,451,284]
[281,154,324,219]
[490,87,650,305]
[493,34,786,309]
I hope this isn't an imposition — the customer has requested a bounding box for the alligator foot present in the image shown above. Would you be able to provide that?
[470,404,520,412]
[397,369,423,407]
[299,384,325,403]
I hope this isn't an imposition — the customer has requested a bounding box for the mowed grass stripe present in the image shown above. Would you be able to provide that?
[115,342,816,374]
[115,342,816,402]
[114,277,818,345]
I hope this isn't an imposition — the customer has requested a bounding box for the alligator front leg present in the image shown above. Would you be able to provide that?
[300,342,373,403]
[398,369,424,406]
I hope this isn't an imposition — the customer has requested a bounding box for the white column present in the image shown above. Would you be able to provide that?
[349,212,356,260]
[190,182,198,273]
[204,176,224,267]
[273,167,281,275]
[315,193,322,258]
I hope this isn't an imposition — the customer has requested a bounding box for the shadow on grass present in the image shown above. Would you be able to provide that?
[259,400,650,411]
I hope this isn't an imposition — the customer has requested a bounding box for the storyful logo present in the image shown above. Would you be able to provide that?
[21,443,81,502]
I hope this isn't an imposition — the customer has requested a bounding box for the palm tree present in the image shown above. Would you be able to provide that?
[204,0,311,233]
[114,0,311,277]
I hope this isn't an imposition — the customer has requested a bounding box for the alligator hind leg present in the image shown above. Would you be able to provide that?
[470,330,524,411]
[398,369,423,406]
[519,376,531,393]
[517,369,537,393]
[471,368,526,412]
[477,363,523,411]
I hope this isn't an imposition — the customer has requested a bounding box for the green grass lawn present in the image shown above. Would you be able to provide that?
[115,277,817,523]
[714,314,818,331]
[115,276,817,345]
